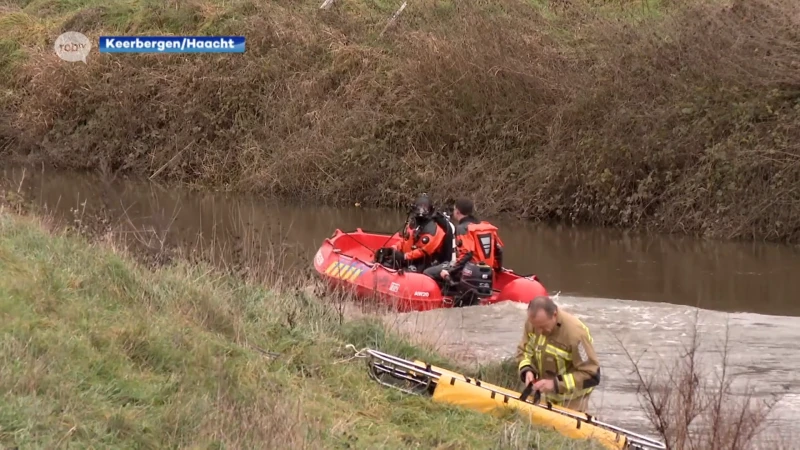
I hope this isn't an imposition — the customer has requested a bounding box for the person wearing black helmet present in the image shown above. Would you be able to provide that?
[387,193,455,272]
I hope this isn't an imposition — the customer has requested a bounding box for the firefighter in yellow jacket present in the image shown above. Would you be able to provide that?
[515,296,601,412]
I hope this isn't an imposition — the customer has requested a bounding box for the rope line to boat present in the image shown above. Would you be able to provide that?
[378,216,412,251]
[338,230,377,254]
[336,204,415,258]
[336,220,407,265]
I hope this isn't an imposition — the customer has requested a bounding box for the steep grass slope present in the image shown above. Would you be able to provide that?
[0,211,597,449]
[1,0,799,242]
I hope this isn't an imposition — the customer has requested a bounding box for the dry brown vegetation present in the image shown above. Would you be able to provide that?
[1,0,800,242]
[618,311,783,450]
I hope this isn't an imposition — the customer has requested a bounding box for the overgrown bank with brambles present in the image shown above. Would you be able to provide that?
[1,0,799,242]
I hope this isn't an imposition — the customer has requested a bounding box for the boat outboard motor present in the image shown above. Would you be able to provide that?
[452,261,494,307]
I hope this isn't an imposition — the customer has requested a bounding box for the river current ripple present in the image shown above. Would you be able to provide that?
[378,296,800,447]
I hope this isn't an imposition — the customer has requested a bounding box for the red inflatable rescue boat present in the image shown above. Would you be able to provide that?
[313,228,549,312]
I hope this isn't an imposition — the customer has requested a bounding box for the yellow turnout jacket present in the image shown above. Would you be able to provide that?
[515,309,601,404]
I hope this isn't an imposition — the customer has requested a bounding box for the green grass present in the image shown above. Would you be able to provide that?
[0,211,598,449]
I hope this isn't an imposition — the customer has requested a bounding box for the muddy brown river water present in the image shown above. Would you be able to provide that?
[3,166,800,446]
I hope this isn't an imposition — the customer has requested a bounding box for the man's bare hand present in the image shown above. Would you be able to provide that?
[524,371,535,385]
[533,379,555,393]
[440,270,450,279]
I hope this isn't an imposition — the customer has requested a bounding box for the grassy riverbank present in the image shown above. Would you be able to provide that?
[0,210,598,449]
[1,0,799,243]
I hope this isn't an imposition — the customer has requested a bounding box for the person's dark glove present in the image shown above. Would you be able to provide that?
[392,251,406,265]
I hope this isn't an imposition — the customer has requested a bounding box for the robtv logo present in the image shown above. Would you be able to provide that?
[54,32,92,63]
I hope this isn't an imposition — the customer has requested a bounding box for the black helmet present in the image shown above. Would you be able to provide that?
[412,193,433,219]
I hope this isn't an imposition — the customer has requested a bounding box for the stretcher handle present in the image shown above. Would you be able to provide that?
[519,382,541,404]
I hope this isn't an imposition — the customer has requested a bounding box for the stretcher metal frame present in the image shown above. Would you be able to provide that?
[365,348,666,450]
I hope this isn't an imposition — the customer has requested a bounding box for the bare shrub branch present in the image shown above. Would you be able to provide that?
[615,309,783,450]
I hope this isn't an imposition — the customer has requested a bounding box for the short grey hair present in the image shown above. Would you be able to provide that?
[527,296,558,318]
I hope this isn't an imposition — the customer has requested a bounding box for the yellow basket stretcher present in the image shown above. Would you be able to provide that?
[364,348,666,450]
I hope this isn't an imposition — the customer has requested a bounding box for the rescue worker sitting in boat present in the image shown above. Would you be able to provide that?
[377,193,455,272]
[424,197,504,283]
